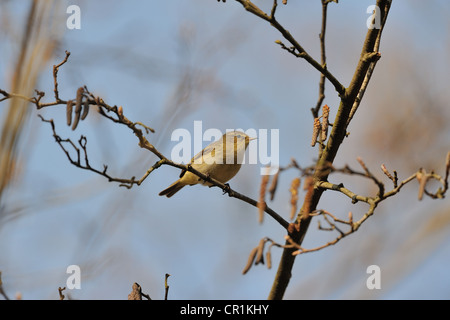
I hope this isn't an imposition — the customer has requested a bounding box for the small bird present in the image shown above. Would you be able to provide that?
[159,131,255,198]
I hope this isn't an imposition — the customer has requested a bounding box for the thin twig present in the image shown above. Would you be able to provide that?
[0,271,10,300]
[128,282,151,300]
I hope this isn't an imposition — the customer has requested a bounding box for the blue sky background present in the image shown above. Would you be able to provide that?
[0,0,449,300]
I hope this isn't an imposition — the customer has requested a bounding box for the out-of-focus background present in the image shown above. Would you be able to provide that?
[0,0,449,300]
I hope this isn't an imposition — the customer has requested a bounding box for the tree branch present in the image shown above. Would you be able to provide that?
[235,0,345,96]
[312,0,333,118]
[267,0,393,300]
[247,151,448,274]
[38,111,290,230]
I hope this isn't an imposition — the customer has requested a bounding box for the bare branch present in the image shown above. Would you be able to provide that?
[0,271,10,300]
[18,53,290,230]
[164,274,170,300]
[52,50,71,102]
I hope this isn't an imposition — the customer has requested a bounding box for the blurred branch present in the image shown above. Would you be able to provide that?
[3,0,444,302]
[311,155,449,253]
[0,50,71,108]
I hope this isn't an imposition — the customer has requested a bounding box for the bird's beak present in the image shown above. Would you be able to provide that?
[249,137,257,141]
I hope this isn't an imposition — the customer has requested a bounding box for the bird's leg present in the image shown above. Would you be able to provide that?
[222,183,231,196]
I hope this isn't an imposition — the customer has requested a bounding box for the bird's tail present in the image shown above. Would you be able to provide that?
[159,181,184,198]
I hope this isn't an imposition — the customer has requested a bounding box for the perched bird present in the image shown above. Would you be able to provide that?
[159,131,255,198]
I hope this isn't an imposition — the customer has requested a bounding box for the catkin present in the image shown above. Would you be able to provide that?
[242,247,258,275]
[66,100,73,126]
[257,168,270,223]
[268,169,279,201]
[321,104,330,141]
[72,87,84,130]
